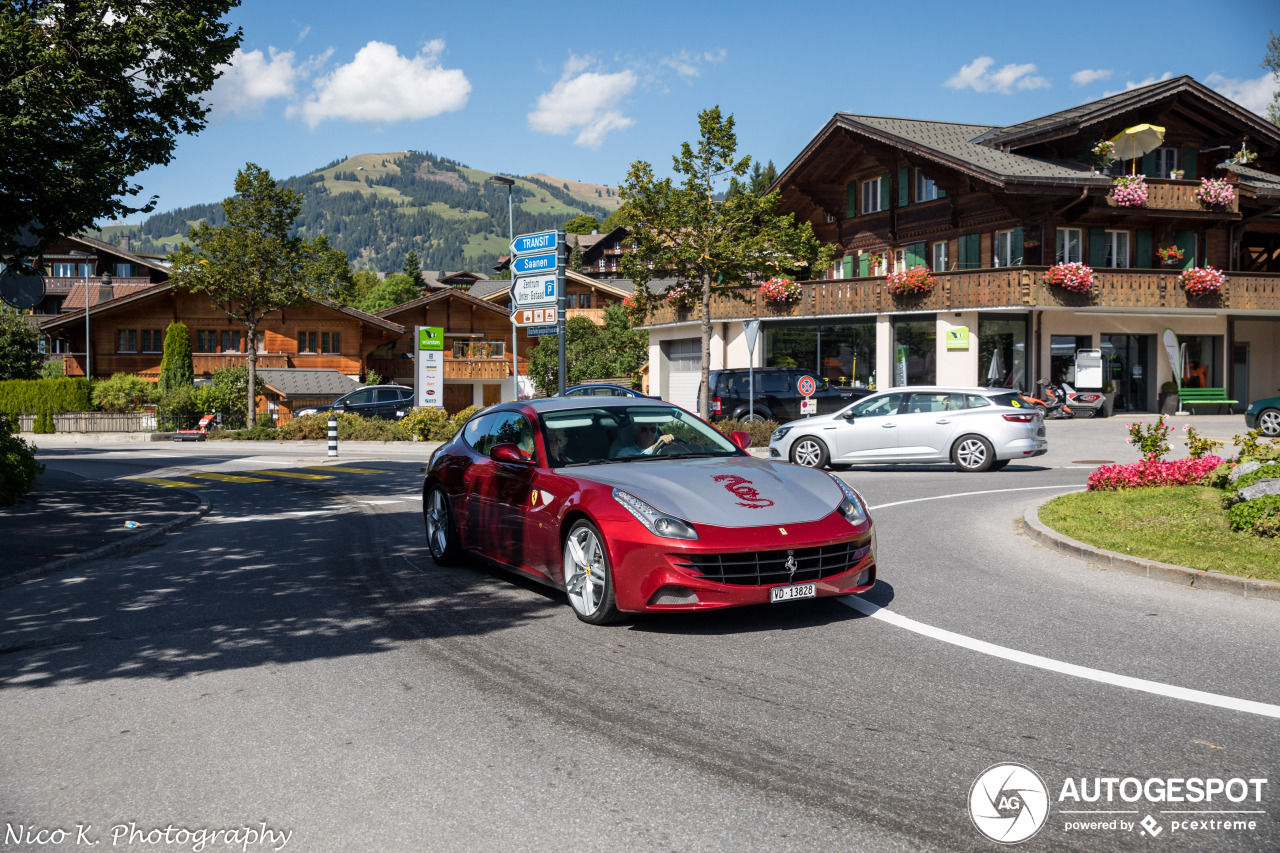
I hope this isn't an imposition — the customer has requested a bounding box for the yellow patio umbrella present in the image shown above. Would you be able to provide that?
[1109,124,1165,173]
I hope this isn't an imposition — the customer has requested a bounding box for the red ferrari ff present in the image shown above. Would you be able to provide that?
[423,398,877,624]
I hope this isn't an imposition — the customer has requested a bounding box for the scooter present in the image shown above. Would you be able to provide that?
[1022,382,1074,419]
[1061,381,1106,418]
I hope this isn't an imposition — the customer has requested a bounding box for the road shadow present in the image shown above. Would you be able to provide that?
[627,581,895,636]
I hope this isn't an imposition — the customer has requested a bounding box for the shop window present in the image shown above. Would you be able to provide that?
[1050,334,1092,386]
[980,315,1030,391]
[891,317,936,386]
[820,323,876,389]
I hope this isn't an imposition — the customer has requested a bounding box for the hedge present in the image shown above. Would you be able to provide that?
[0,378,92,418]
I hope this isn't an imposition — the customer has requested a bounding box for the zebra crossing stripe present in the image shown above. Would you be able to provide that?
[130,477,204,488]
[299,466,390,474]
[250,469,333,480]
[189,472,271,483]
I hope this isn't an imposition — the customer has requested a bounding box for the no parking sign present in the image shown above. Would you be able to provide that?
[797,375,816,397]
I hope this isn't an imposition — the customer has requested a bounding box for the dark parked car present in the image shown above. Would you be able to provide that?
[1245,394,1280,437]
[561,383,658,399]
[698,368,872,423]
[294,384,415,420]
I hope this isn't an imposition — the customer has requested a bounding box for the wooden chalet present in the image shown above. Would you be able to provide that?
[642,76,1280,414]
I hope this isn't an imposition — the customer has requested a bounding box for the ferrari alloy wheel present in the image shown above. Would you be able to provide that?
[791,436,830,469]
[563,520,620,625]
[425,484,462,566]
[1259,408,1280,437]
[953,435,995,472]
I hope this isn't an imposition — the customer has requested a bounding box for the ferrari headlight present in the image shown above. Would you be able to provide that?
[770,426,791,443]
[829,475,868,525]
[613,488,698,540]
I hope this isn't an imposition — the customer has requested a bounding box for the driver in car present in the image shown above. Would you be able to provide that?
[617,422,675,457]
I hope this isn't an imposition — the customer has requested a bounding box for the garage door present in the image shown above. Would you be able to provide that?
[666,338,701,413]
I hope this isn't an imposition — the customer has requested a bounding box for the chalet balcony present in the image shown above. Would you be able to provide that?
[44,276,159,294]
[1101,178,1238,215]
[643,267,1280,325]
[365,357,527,382]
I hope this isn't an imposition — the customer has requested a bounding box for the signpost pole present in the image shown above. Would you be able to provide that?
[556,229,567,397]
[742,320,760,422]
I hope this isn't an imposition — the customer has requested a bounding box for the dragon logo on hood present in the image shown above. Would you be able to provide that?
[712,474,774,509]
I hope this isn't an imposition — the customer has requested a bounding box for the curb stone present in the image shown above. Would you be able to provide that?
[0,492,213,591]
[1022,493,1280,602]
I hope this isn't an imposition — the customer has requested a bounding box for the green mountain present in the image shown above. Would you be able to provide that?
[97,151,622,272]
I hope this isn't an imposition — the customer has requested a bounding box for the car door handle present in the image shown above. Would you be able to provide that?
[935,418,951,424]
[881,422,896,428]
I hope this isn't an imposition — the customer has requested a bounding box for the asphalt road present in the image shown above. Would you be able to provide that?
[2,417,1276,852]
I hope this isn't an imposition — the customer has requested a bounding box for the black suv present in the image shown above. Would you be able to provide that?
[295,385,415,420]
[698,368,872,423]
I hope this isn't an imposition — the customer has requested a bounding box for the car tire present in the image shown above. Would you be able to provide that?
[734,407,772,424]
[563,520,621,625]
[1258,408,1280,437]
[790,436,830,469]
[424,484,463,566]
[952,435,996,472]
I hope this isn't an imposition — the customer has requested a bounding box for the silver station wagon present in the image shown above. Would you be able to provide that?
[768,386,1048,472]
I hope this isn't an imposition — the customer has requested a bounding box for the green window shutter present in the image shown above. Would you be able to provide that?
[898,167,909,206]
[906,242,926,269]
[1088,228,1107,267]
[842,255,854,279]
[858,252,870,277]
[1140,152,1157,177]
[881,174,890,209]
[845,182,857,218]
[1135,229,1153,268]
[1174,230,1196,269]
[1011,227,1024,265]
[958,234,978,270]
[1182,146,1198,180]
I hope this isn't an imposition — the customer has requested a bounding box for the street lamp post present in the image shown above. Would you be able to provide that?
[488,175,517,401]
[68,250,93,380]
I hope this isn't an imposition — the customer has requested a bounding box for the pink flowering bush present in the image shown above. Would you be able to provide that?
[1109,174,1148,207]
[1087,455,1224,491]
[1042,262,1095,294]
[759,277,802,303]
[886,265,935,296]
[1194,177,1235,208]
[1179,266,1226,297]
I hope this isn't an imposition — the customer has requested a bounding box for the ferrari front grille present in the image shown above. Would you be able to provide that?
[675,539,872,586]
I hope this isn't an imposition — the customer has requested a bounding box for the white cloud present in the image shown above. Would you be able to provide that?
[290,40,470,128]
[528,56,637,149]
[296,25,311,43]
[944,57,1049,94]
[660,49,726,78]
[1071,68,1112,86]
[1205,71,1280,117]
[206,47,299,118]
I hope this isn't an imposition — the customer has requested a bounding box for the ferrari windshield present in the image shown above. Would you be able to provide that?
[540,405,742,467]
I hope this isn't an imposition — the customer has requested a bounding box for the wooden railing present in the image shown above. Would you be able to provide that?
[566,307,606,324]
[643,267,1280,324]
[1103,178,1238,214]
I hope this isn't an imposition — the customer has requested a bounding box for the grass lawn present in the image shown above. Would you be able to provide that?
[1039,487,1278,582]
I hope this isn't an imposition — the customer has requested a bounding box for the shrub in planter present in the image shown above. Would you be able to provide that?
[1226,494,1280,537]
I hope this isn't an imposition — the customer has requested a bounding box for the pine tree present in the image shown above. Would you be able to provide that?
[402,251,425,286]
[570,236,583,272]
[158,322,193,394]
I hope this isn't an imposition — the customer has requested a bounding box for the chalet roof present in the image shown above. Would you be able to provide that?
[61,281,160,310]
[467,279,511,300]
[466,270,636,304]
[423,269,488,288]
[255,369,358,399]
[1221,162,1280,196]
[375,283,512,319]
[57,234,172,278]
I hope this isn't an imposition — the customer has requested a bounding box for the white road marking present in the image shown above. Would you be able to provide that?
[205,506,360,524]
[866,484,1080,511]
[839,596,1280,718]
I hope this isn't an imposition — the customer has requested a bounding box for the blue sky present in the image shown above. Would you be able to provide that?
[114,0,1280,224]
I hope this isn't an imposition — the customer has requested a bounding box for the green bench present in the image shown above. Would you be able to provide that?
[1177,387,1238,413]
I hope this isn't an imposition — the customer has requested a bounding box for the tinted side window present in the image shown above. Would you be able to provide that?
[462,413,497,453]
[488,412,535,457]
[987,392,1026,409]
[760,374,791,394]
[964,394,992,409]
[852,393,905,418]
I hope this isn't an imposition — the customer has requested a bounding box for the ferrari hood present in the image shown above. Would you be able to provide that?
[581,456,844,528]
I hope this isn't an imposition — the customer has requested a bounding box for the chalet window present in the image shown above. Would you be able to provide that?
[915,170,943,202]
[892,249,906,273]
[141,329,163,353]
[861,178,883,214]
[255,332,266,353]
[598,259,605,271]
[298,332,317,354]
[579,293,592,308]
[321,332,340,354]
[220,331,241,353]
[488,341,505,358]
[54,263,75,277]
[1056,228,1083,263]
[993,230,1019,267]
[115,263,134,278]
[196,331,216,352]
[931,241,949,272]
[1104,230,1130,268]
[116,329,137,352]
[1152,148,1178,178]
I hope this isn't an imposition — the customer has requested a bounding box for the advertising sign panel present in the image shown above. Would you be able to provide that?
[416,326,444,408]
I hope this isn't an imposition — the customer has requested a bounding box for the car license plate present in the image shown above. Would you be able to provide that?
[770,583,816,603]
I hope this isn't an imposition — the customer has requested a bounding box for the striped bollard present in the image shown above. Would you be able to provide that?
[327,413,338,457]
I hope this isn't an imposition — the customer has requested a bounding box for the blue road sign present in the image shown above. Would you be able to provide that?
[511,252,557,276]
[526,325,558,337]
[511,231,559,256]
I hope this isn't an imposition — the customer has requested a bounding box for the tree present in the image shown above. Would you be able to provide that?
[1264,31,1280,127]
[0,1,242,262]
[158,322,193,395]
[169,163,352,427]
[569,235,584,272]
[357,273,419,314]
[402,251,425,286]
[749,160,778,195]
[619,107,831,417]
[526,304,647,394]
[563,214,601,234]
[0,310,41,381]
